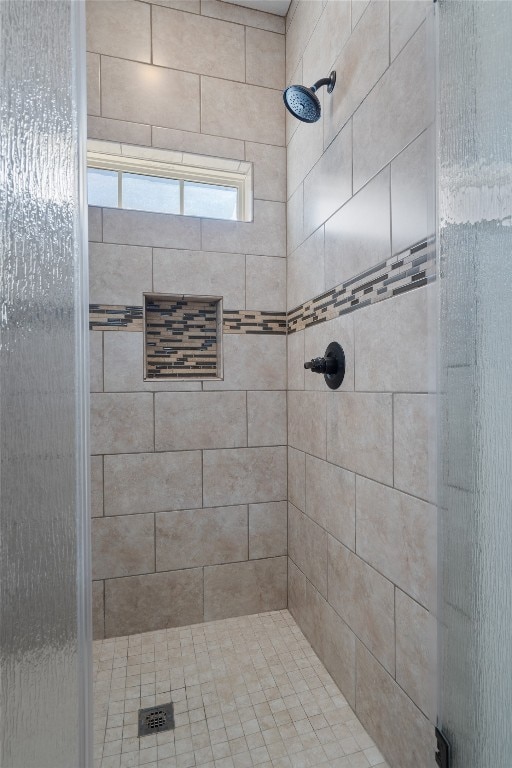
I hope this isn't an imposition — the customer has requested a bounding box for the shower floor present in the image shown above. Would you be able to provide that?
[93,610,388,768]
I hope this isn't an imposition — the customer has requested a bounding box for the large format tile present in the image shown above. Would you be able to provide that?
[285,0,323,82]
[152,125,244,160]
[204,334,286,391]
[246,143,286,204]
[103,208,201,250]
[153,249,245,309]
[302,0,351,90]
[155,506,248,571]
[390,0,430,61]
[327,536,395,673]
[101,56,200,131]
[201,199,285,258]
[87,53,100,116]
[203,447,286,507]
[104,569,203,636]
[287,111,324,200]
[395,589,437,720]
[288,446,305,512]
[201,77,284,146]
[394,393,436,502]
[391,128,432,254]
[92,513,154,580]
[305,455,355,550]
[88,206,102,242]
[356,641,434,768]
[246,27,285,90]
[288,390,327,460]
[324,0,389,148]
[324,167,391,290]
[204,557,287,621]
[201,0,285,34]
[89,243,152,306]
[288,503,328,598]
[249,501,287,560]
[90,393,154,455]
[87,116,151,146]
[89,331,103,392]
[155,392,247,451]
[103,451,202,515]
[287,328,305,390]
[353,22,428,190]
[247,391,287,447]
[86,0,150,61]
[153,6,245,80]
[245,254,286,311]
[91,455,103,518]
[356,476,437,610]
[287,184,304,255]
[92,581,104,640]
[327,393,393,485]
[354,285,434,393]
[287,228,325,310]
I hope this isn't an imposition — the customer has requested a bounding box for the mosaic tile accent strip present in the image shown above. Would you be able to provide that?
[288,236,436,334]
[89,304,143,332]
[223,310,287,335]
[145,296,221,380]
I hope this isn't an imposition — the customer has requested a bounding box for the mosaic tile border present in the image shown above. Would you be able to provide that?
[287,236,436,334]
[223,310,287,335]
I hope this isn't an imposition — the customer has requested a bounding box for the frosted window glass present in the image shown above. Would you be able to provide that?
[123,173,180,214]
[184,181,238,219]
[88,168,118,207]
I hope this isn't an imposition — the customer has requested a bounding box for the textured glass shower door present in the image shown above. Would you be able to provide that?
[0,1,91,766]
[437,1,512,766]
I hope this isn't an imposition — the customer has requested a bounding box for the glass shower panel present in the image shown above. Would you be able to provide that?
[437,1,512,766]
[0,1,91,767]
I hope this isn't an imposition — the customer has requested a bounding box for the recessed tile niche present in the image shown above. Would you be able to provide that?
[144,294,223,380]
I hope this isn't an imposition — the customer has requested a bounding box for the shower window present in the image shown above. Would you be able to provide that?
[87,140,253,221]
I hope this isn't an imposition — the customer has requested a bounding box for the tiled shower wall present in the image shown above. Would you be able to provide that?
[87,0,288,639]
[285,3,437,768]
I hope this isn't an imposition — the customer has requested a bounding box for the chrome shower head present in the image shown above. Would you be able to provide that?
[283,71,336,123]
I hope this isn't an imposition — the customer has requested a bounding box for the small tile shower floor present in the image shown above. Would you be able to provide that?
[94,610,389,768]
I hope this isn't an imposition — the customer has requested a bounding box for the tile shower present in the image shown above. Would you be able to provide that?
[88,2,436,768]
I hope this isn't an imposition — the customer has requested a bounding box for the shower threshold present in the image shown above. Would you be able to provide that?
[93,610,388,768]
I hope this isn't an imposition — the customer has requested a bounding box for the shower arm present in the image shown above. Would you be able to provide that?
[310,72,336,93]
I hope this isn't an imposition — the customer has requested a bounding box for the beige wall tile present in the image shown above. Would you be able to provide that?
[394,393,436,503]
[204,557,287,621]
[327,536,395,673]
[286,106,324,199]
[287,184,304,255]
[105,569,203,636]
[153,249,245,309]
[288,390,327,459]
[101,56,200,131]
[88,206,102,242]
[287,228,325,310]
[390,0,430,61]
[89,242,152,306]
[152,126,245,160]
[287,330,305,391]
[246,27,285,89]
[288,557,307,627]
[201,77,284,146]
[153,6,245,80]
[247,391,287,447]
[86,0,151,61]
[304,313,355,391]
[351,0,370,30]
[155,392,247,451]
[288,503,328,598]
[285,57,302,146]
[324,0,389,148]
[103,332,202,393]
[303,120,352,239]
[92,513,154,580]
[356,476,437,610]
[201,0,285,34]
[91,455,103,518]
[104,451,202,515]
[87,52,100,116]
[353,22,428,190]
[302,580,356,709]
[327,393,393,484]
[354,286,434,393]
[356,641,435,768]
[89,331,103,392]
[203,446,287,506]
[246,255,286,311]
[391,128,432,254]
[152,0,200,12]
[92,581,104,640]
[285,0,323,82]
[156,506,248,570]
[201,200,285,257]
[204,334,286,391]
[305,455,355,550]
[90,393,154,455]
[288,446,305,512]
[87,116,152,146]
[249,501,287,559]
[302,1,351,88]
[324,167,391,290]
[395,589,437,720]
[245,143,286,203]
[103,208,201,250]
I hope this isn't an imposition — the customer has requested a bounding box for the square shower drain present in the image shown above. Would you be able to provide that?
[138,702,174,737]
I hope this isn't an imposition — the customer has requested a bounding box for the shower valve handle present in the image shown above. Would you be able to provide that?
[303,342,346,390]
[304,356,337,375]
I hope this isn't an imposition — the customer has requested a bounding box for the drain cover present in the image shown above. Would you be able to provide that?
[138,702,174,737]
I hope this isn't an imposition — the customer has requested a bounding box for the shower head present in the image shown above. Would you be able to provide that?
[283,71,336,123]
